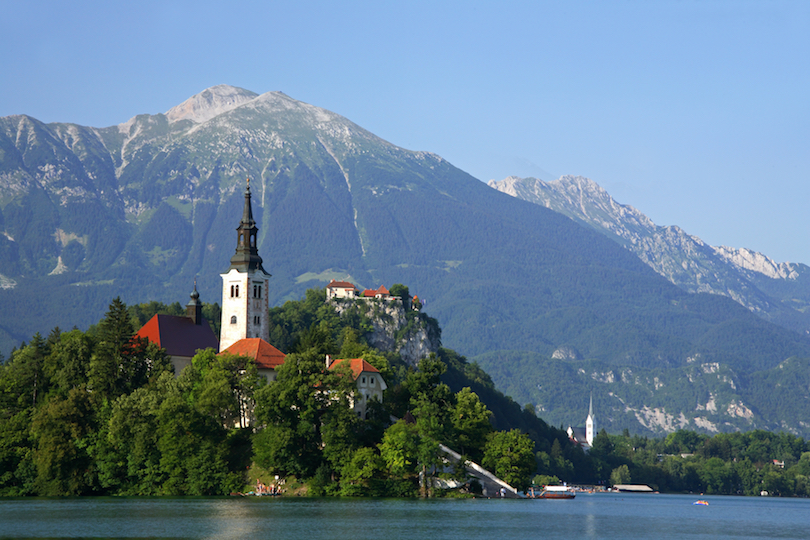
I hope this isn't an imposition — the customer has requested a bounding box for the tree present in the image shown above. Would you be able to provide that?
[253,348,358,479]
[451,387,493,462]
[45,330,93,395]
[190,349,260,428]
[389,284,411,308]
[31,387,95,495]
[379,420,421,477]
[610,464,632,486]
[482,429,536,492]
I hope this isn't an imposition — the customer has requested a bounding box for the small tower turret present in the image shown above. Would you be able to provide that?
[186,278,203,325]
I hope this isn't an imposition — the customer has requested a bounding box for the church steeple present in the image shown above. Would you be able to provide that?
[586,392,596,448]
[219,178,271,352]
[228,178,268,274]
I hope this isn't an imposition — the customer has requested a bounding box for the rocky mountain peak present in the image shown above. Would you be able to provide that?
[490,174,810,333]
[165,85,259,124]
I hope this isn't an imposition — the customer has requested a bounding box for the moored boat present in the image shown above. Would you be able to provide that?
[532,485,576,499]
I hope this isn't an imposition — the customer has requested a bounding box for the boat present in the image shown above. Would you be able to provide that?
[532,485,576,499]
[693,500,709,506]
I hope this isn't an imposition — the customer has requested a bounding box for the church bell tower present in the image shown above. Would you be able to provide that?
[219,179,271,351]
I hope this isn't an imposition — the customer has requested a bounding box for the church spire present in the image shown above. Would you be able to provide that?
[228,178,268,273]
[186,277,202,325]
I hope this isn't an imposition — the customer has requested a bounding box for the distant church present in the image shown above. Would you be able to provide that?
[567,394,596,450]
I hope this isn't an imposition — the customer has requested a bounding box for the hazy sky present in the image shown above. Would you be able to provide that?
[3,1,809,263]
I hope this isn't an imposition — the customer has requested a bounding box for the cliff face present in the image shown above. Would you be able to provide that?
[330,297,440,365]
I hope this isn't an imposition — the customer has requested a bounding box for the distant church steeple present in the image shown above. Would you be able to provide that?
[586,392,596,447]
[219,178,271,351]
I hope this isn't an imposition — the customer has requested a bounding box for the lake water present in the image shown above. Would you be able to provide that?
[1,493,808,539]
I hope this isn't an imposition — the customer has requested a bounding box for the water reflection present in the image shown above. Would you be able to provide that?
[1,494,810,540]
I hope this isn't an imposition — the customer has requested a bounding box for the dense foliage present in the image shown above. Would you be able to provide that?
[582,429,810,497]
[4,291,810,498]
[0,299,251,496]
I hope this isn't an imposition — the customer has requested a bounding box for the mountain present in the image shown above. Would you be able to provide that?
[2,86,810,437]
[488,175,810,334]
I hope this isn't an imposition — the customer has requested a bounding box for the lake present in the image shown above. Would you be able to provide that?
[1,493,808,539]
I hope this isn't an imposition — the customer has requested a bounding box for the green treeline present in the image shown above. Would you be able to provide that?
[0,290,539,496]
[583,429,810,496]
[3,288,810,497]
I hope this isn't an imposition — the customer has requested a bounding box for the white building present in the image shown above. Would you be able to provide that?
[326,356,387,419]
[326,280,359,299]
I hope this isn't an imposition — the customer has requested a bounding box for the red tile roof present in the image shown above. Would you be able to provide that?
[327,358,380,379]
[220,338,286,369]
[135,314,219,357]
[327,280,357,289]
[362,285,390,297]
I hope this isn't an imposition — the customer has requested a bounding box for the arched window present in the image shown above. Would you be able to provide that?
[230,316,237,324]
[235,285,239,297]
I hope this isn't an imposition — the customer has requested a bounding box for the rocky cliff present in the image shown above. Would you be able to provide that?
[329,297,440,365]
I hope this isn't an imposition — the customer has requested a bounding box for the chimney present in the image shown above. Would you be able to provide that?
[325,354,332,368]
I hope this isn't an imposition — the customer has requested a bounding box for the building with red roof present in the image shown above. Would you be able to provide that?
[326,356,387,418]
[326,279,359,299]
[134,284,219,375]
[362,285,391,299]
[219,337,286,382]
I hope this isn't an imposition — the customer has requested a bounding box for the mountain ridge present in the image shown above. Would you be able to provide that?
[3,87,810,437]
[488,175,810,334]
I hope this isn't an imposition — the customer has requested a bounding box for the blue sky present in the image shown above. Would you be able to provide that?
[3,1,809,263]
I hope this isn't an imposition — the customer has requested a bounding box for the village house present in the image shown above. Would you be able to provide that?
[327,280,395,301]
[326,355,387,419]
[326,280,359,299]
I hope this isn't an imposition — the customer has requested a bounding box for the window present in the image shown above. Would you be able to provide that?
[235,284,239,297]
[362,376,366,384]
[230,285,234,298]
[253,283,263,299]
[371,377,375,385]
[254,315,261,326]
[230,316,237,324]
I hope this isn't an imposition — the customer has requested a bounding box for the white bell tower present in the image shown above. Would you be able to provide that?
[219,179,271,351]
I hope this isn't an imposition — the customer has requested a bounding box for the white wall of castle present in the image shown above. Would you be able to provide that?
[219,268,270,351]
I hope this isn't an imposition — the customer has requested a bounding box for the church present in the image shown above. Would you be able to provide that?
[135,178,283,376]
[567,394,596,451]
[136,179,386,404]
